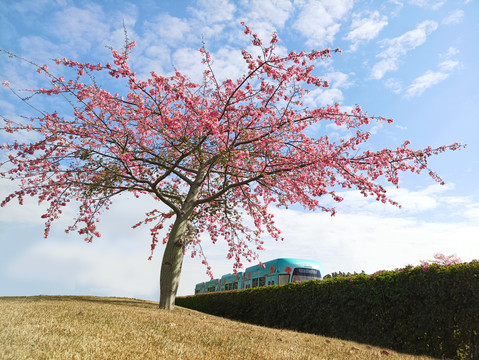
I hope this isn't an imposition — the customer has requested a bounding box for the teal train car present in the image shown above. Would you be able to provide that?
[194,258,323,294]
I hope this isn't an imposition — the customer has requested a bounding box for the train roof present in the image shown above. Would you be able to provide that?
[244,258,322,271]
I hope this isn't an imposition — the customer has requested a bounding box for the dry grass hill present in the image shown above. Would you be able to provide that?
[0,296,436,359]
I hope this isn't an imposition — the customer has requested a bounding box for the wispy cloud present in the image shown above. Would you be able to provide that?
[51,4,111,54]
[405,70,449,97]
[442,9,465,24]
[344,10,388,52]
[404,52,460,97]
[384,78,403,94]
[438,59,460,72]
[444,46,459,57]
[370,21,438,80]
[407,0,446,9]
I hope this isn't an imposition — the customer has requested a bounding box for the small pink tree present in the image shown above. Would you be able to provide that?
[0,25,463,309]
[420,253,463,266]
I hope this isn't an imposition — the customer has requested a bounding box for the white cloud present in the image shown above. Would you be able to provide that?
[442,10,465,24]
[370,58,397,81]
[168,47,205,83]
[371,21,438,80]
[51,4,111,55]
[168,44,249,84]
[133,43,172,79]
[145,14,191,47]
[303,71,352,107]
[200,24,229,38]
[293,0,354,48]
[345,11,388,52]
[306,87,344,107]
[242,0,293,28]
[208,47,249,82]
[325,71,354,88]
[238,0,294,42]
[189,0,236,24]
[320,183,456,216]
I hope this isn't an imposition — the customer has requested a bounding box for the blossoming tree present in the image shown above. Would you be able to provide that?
[0,25,463,309]
[420,253,463,266]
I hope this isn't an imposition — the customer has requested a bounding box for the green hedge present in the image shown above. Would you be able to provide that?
[176,262,479,359]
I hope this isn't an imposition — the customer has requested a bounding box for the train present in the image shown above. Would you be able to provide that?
[194,258,323,294]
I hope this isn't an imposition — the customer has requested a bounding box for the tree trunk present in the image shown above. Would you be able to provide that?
[158,165,207,310]
[158,216,188,310]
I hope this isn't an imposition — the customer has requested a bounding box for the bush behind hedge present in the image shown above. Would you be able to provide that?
[176,262,479,359]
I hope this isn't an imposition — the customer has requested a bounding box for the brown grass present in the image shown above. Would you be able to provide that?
[0,295,436,359]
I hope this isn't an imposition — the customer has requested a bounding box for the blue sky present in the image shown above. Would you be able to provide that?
[1,0,478,300]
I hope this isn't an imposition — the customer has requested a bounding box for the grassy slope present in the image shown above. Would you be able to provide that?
[0,296,436,360]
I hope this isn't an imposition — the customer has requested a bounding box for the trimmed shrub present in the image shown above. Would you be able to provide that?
[177,262,479,359]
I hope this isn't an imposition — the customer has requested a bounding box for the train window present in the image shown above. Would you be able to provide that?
[267,281,271,286]
[291,268,321,282]
[259,277,265,287]
[278,274,289,286]
[271,281,274,285]
[252,278,259,288]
